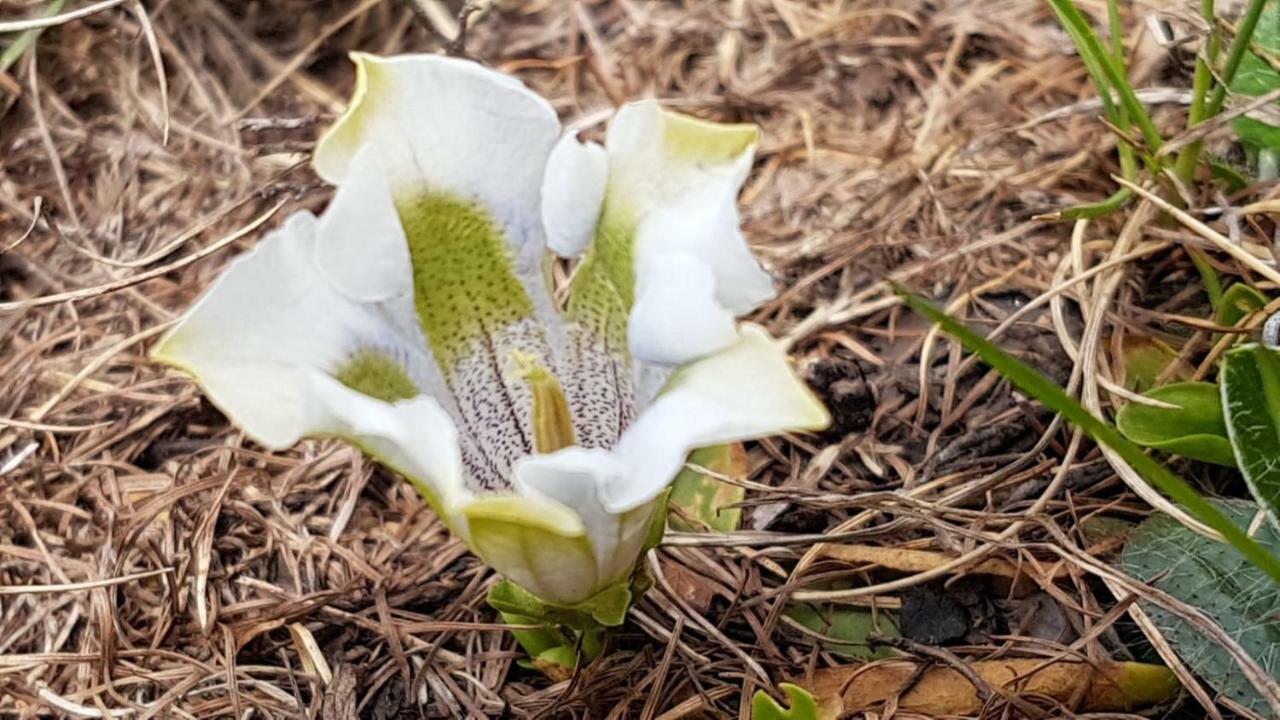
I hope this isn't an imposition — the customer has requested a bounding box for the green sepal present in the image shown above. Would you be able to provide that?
[488,579,548,619]
[488,577,634,629]
[535,645,579,670]
[583,582,632,627]
[751,683,819,720]
[499,611,566,657]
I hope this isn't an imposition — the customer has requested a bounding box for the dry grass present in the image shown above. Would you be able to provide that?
[0,0,1276,717]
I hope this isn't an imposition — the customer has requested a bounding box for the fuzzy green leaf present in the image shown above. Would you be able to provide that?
[669,444,747,532]
[1222,344,1280,528]
[1231,1,1280,155]
[1120,499,1280,716]
[786,604,899,660]
[1116,382,1236,467]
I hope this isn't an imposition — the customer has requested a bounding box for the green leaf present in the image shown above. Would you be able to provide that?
[786,604,898,660]
[752,683,819,720]
[1120,337,1184,392]
[0,1,66,75]
[1116,382,1236,467]
[535,645,577,670]
[1231,1,1280,155]
[1219,283,1270,328]
[1044,0,1163,152]
[500,611,567,656]
[895,288,1280,583]
[1222,344,1280,528]
[1120,499,1280,716]
[669,444,747,532]
[488,577,633,629]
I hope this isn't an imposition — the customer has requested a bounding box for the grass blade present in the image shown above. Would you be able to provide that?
[1046,0,1163,153]
[897,289,1280,582]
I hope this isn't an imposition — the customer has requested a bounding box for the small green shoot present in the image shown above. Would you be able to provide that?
[752,683,820,720]
[0,0,67,76]
[1218,283,1269,328]
[1046,0,1163,154]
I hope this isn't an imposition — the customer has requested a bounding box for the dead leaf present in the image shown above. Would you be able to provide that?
[661,560,717,613]
[289,622,333,685]
[803,659,1179,717]
[818,544,1064,595]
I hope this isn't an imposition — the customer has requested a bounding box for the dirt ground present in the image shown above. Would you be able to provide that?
[0,0,1257,717]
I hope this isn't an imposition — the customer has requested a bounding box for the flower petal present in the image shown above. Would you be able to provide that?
[514,448,659,593]
[603,324,830,513]
[313,145,410,303]
[628,252,738,366]
[314,53,568,482]
[316,54,558,235]
[561,100,774,367]
[607,101,773,314]
[462,494,601,605]
[152,207,469,509]
[542,133,608,257]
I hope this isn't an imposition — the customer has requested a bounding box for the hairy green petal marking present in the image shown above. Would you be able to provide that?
[398,193,538,365]
[562,212,637,448]
[396,191,556,487]
[571,211,635,318]
[335,349,420,402]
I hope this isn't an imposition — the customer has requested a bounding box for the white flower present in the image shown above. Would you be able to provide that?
[153,54,828,609]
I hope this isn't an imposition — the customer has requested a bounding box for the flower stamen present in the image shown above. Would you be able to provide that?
[513,351,576,453]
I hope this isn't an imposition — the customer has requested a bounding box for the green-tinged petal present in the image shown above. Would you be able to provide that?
[548,101,775,369]
[514,448,660,596]
[314,53,568,486]
[152,171,467,513]
[315,54,558,237]
[464,495,602,605]
[606,324,830,512]
[546,103,773,443]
